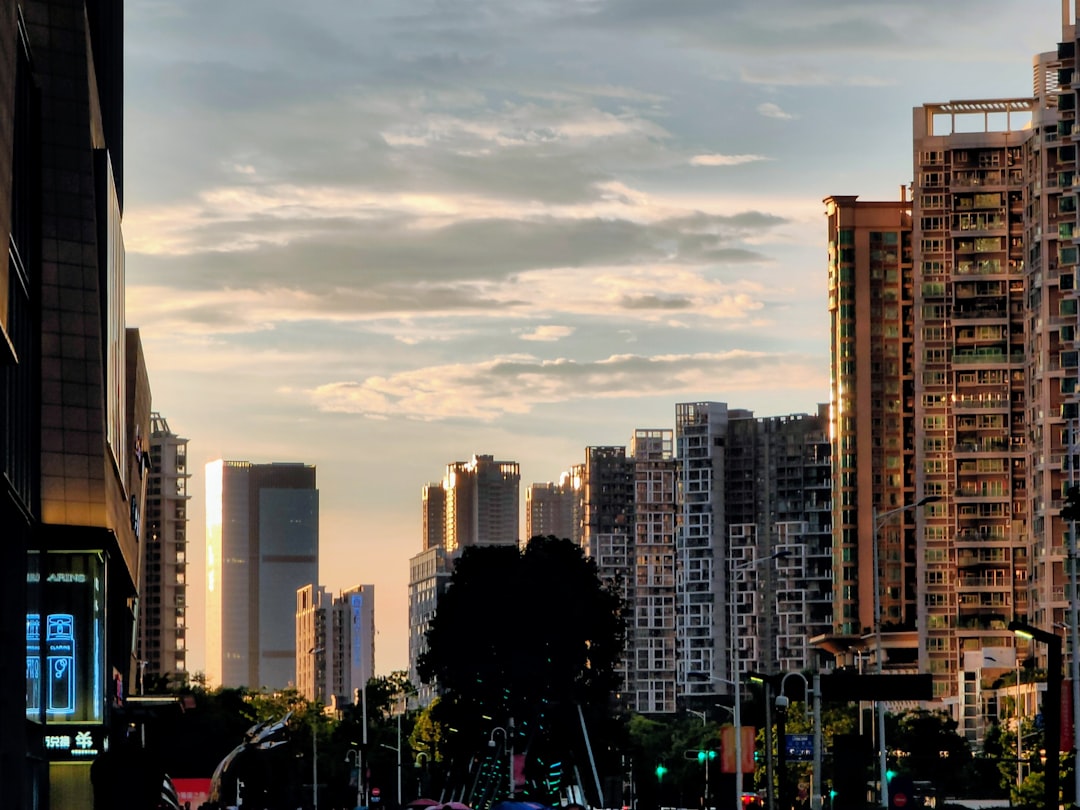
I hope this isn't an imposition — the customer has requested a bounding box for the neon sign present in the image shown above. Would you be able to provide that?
[26,613,76,716]
[26,552,105,724]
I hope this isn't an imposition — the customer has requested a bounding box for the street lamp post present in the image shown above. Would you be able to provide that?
[347,749,363,810]
[776,673,810,810]
[309,646,326,810]
[415,751,431,798]
[731,550,790,810]
[687,708,710,810]
[489,721,514,799]
[872,495,940,809]
[1009,621,1062,810]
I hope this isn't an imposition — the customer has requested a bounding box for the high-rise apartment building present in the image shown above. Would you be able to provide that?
[826,3,1080,734]
[422,483,445,551]
[675,402,738,697]
[912,100,1033,708]
[444,454,521,549]
[525,471,583,543]
[724,407,833,677]
[580,433,679,713]
[296,584,375,705]
[677,403,832,701]
[821,194,927,684]
[627,430,678,713]
[408,453,519,703]
[206,460,319,690]
[137,412,191,684]
[407,546,453,707]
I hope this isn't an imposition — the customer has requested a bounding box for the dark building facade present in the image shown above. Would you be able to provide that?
[1,2,152,808]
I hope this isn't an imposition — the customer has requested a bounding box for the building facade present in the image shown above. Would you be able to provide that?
[407,546,453,707]
[137,412,190,685]
[444,454,521,550]
[205,460,319,690]
[824,4,1080,741]
[296,584,375,706]
[408,454,519,704]
[0,2,156,807]
[525,472,583,544]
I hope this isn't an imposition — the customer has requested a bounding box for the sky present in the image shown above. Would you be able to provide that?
[122,0,1066,677]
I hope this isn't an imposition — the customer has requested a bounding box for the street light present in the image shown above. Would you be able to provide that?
[489,720,515,799]
[415,750,431,798]
[308,646,325,810]
[731,549,791,810]
[687,708,714,810]
[1009,620,1062,810]
[394,688,419,809]
[872,495,940,809]
[346,748,363,810]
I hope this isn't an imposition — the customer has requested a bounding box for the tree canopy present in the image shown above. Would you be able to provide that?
[417,535,627,802]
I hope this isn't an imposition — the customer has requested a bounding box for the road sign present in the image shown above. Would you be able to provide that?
[785,734,813,761]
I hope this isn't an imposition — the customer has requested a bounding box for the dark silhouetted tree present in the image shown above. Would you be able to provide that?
[418,536,626,804]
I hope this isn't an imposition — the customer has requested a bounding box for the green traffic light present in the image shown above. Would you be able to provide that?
[655,763,668,781]
[886,769,896,782]
[697,750,706,763]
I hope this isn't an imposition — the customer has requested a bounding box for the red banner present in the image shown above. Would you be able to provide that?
[719,725,756,774]
[172,778,211,808]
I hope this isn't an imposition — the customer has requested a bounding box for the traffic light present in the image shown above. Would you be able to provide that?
[655,763,668,782]
[697,750,717,763]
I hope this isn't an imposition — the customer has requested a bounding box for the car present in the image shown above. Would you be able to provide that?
[740,792,764,808]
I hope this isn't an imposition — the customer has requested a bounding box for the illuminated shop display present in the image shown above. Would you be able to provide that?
[26,553,106,724]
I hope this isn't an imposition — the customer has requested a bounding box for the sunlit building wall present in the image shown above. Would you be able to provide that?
[444,454,520,550]
[205,460,318,690]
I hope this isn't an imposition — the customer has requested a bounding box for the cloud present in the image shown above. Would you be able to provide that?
[690,153,770,167]
[757,102,795,120]
[520,325,576,342]
[306,350,826,421]
[738,67,897,88]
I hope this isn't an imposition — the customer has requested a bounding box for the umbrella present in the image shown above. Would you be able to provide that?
[407,801,441,809]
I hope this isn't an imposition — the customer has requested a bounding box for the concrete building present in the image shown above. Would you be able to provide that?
[677,403,833,704]
[579,434,679,713]
[444,454,521,549]
[408,454,519,704]
[525,471,583,543]
[407,546,453,707]
[205,460,319,690]
[296,584,375,706]
[675,402,736,699]
[821,3,1080,744]
[137,412,190,685]
[627,430,679,713]
[725,407,834,678]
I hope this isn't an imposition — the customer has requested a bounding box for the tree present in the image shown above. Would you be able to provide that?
[417,536,627,804]
[886,710,972,797]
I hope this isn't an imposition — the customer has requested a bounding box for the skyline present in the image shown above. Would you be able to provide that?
[123,0,1063,676]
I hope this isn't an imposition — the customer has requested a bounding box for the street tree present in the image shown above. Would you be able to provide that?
[417,535,627,803]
